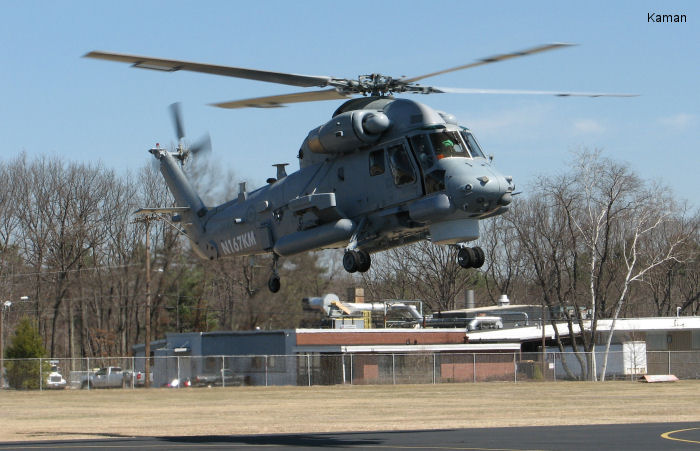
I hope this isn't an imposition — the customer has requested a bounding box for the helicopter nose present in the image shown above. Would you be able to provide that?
[445,162,513,214]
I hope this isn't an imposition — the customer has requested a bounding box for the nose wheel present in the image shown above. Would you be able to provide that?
[343,249,371,273]
[458,246,485,269]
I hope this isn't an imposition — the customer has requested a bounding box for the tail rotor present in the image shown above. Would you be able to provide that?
[169,102,212,166]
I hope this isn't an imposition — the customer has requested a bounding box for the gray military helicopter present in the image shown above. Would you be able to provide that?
[85,43,634,293]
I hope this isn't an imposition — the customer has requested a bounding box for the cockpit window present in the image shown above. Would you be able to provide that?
[388,144,416,186]
[429,131,469,159]
[461,131,486,158]
[409,134,435,170]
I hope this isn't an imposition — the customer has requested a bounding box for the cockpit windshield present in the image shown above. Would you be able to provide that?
[460,130,486,158]
[428,131,469,159]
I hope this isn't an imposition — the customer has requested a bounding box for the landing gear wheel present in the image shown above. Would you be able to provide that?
[458,247,476,269]
[268,253,281,293]
[268,274,281,293]
[458,246,486,269]
[356,250,371,273]
[343,250,359,273]
[472,246,485,268]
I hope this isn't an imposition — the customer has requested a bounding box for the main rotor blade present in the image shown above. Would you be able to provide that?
[431,87,638,97]
[170,102,185,140]
[403,43,575,83]
[212,88,353,109]
[84,51,333,88]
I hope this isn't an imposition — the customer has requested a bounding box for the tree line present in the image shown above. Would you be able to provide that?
[0,150,698,363]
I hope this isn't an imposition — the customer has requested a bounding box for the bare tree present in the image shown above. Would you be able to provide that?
[0,156,24,301]
[488,149,696,380]
[480,214,531,304]
[363,241,479,312]
[639,213,700,316]
[505,194,589,379]
[598,198,696,379]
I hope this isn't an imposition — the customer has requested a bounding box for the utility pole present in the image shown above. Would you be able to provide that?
[134,206,187,387]
[0,301,7,389]
[135,214,160,388]
[145,217,152,388]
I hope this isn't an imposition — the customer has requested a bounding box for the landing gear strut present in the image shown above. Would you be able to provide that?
[343,249,371,273]
[458,246,485,269]
[268,254,281,293]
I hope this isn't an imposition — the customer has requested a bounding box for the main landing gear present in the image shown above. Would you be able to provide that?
[343,218,371,274]
[343,249,371,273]
[457,246,485,269]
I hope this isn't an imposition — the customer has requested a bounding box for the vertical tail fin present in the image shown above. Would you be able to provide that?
[150,146,207,226]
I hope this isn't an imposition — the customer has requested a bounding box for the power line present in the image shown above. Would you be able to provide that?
[1,263,142,279]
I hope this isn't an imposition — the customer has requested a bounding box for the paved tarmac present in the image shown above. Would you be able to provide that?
[1,422,699,450]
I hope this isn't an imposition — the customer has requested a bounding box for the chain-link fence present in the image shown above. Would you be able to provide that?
[2,351,699,390]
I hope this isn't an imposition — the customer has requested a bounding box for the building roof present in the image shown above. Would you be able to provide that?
[294,343,521,354]
[596,317,700,331]
[465,317,700,343]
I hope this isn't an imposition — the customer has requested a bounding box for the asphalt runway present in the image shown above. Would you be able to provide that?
[1,422,699,450]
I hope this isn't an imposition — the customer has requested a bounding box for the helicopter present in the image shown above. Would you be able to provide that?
[85,43,634,293]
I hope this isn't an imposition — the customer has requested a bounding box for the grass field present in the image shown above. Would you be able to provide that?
[2,381,699,442]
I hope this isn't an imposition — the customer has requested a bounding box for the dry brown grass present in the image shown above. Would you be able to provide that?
[2,381,700,442]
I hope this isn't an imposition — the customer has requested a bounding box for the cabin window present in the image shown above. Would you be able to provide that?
[368,149,385,176]
[424,169,446,194]
[410,134,435,170]
[461,131,486,158]
[388,144,416,186]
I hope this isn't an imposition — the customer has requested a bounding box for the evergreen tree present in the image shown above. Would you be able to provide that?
[5,317,46,389]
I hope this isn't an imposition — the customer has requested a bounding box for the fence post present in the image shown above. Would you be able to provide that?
[432,353,436,384]
[350,354,353,385]
[86,357,90,391]
[39,357,42,391]
[341,354,346,385]
[392,353,395,385]
[307,354,311,386]
[132,356,135,389]
[668,350,671,374]
[553,353,557,382]
[221,355,225,388]
[265,355,268,387]
[513,353,517,383]
[473,354,476,383]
